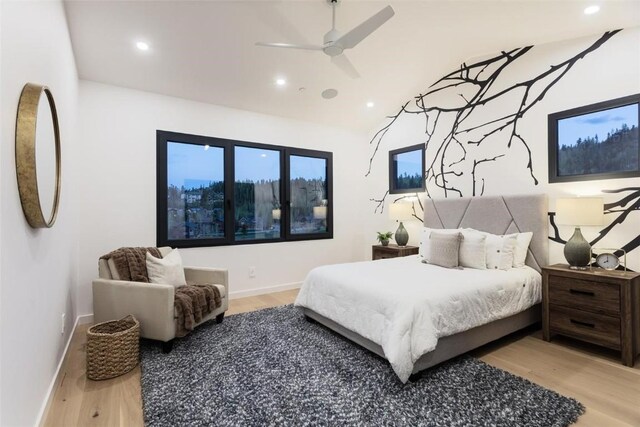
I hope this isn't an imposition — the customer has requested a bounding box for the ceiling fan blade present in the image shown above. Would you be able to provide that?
[255,42,324,51]
[331,54,361,79]
[336,5,395,49]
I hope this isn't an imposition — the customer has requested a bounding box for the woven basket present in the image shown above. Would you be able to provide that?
[86,315,140,381]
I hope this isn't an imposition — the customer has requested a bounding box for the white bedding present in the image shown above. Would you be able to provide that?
[294,255,541,383]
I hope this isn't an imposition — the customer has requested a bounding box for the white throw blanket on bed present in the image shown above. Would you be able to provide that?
[294,255,541,383]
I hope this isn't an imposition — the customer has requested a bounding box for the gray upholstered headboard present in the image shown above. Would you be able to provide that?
[423,194,549,272]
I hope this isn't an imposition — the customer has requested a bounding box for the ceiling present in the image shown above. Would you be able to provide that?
[64,0,640,132]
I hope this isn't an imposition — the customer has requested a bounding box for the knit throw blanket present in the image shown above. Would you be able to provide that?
[175,284,222,337]
[100,247,162,282]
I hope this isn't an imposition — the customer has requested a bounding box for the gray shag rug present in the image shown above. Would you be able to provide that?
[140,305,584,426]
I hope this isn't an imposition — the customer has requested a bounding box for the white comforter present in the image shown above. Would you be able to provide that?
[294,255,541,383]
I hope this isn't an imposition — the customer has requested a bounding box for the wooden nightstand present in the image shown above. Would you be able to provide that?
[542,264,640,366]
[372,244,419,260]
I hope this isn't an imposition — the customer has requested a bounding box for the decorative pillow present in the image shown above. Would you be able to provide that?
[419,227,460,260]
[425,231,462,269]
[503,232,533,268]
[146,249,187,288]
[458,229,487,270]
[483,233,518,270]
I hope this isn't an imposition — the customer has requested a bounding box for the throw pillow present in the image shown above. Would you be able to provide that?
[426,231,462,269]
[484,233,518,270]
[419,227,460,260]
[459,229,487,270]
[146,249,187,288]
[504,232,534,268]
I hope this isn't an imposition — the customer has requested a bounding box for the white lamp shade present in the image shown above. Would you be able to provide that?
[272,208,281,220]
[556,197,603,226]
[313,206,327,219]
[389,203,412,221]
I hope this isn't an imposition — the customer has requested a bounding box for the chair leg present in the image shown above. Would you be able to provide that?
[161,339,174,354]
[216,313,225,324]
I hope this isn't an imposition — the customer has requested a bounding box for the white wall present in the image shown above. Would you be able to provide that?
[364,28,640,269]
[0,1,79,426]
[76,81,368,316]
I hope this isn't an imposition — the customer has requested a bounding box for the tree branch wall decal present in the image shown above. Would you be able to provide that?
[367,30,621,210]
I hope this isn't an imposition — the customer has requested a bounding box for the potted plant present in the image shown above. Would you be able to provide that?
[376,231,393,246]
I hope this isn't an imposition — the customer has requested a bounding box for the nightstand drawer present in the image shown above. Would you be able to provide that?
[548,275,620,316]
[549,305,621,350]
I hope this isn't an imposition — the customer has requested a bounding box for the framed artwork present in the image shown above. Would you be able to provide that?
[389,144,425,194]
[548,94,640,183]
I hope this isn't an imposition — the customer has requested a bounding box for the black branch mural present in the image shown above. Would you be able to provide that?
[367,30,620,210]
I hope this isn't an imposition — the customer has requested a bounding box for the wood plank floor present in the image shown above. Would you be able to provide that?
[43,289,640,427]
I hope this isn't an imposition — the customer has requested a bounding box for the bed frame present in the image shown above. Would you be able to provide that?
[302,194,549,376]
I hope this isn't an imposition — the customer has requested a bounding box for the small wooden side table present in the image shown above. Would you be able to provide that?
[542,263,640,367]
[372,244,419,260]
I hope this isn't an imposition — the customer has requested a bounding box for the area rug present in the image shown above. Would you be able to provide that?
[140,305,584,426]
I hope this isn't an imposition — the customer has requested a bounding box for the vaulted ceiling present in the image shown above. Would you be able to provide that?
[64,0,640,132]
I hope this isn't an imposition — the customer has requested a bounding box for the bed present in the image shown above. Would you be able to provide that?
[295,194,548,382]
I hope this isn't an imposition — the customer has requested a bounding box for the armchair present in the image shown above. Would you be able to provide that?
[92,247,229,352]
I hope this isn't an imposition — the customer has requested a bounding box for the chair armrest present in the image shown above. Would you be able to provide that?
[184,267,228,290]
[92,279,175,341]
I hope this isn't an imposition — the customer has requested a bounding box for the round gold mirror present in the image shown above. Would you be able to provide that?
[15,83,61,228]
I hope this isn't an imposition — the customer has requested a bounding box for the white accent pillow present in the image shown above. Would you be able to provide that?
[458,229,487,270]
[483,233,518,270]
[146,249,187,288]
[419,227,487,270]
[504,232,533,268]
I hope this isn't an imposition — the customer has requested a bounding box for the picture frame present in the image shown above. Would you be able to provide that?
[548,94,640,183]
[388,143,425,194]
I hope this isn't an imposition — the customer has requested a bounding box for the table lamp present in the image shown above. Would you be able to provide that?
[556,197,603,269]
[389,203,413,247]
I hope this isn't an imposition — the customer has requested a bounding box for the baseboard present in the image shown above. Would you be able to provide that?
[228,281,301,299]
[77,313,94,325]
[36,314,83,427]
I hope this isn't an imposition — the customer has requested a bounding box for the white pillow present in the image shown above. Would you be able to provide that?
[483,234,518,270]
[458,229,487,270]
[504,232,533,268]
[419,227,487,270]
[146,249,187,288]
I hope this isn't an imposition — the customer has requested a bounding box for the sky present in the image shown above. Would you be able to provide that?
[558,103,638,147]
[395,148,423,176]
[168,142,326,189]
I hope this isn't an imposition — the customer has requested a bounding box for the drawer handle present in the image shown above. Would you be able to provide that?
[569,289,595,297]
[570,319,595,329]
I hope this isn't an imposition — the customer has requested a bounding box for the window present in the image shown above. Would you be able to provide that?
[157,131,332,247]
[288,153,330,237]
[389,144,425,194]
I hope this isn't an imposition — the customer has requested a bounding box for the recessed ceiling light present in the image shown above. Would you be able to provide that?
[204,145,209,151]
[260,153,267,158]
[584,5,600,15]
[275,78,286,86]
[136,41,150,51]
[366,102,375,108]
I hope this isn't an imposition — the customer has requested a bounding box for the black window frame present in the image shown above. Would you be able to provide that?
[389,143,426,194]
[157,130,333,248]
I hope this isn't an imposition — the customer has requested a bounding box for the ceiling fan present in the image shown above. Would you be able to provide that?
[256,0,395,79]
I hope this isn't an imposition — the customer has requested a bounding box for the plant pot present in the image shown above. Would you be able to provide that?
[380,240,389,246]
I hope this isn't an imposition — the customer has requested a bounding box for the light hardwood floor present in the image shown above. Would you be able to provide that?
[43,289,639,427]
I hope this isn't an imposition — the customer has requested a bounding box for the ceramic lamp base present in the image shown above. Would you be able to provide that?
[564,227,591,269]
[395,222,409,247]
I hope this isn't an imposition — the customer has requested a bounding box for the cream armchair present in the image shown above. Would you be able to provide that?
[92,247,229,352]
